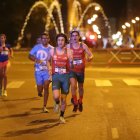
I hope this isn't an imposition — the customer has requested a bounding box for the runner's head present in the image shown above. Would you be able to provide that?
[70,28,81,43]
[36,36,42,44]
[41,33,50,46]
[0,34,6,44]
[56,33,68,48]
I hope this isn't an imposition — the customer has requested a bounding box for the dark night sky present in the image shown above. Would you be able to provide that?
[0,0,139,46]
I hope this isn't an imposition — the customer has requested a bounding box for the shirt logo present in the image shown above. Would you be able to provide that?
[36,50,48,60]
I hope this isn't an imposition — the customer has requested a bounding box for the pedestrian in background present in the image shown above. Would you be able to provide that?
[0,34,13,97]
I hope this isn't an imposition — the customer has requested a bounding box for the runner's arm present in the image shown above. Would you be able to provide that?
[67,48,74,68]
[83,43,93,61]
[28,54,42,64]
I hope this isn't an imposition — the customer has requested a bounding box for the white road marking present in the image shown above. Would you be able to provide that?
[107,102,114,109]
[7,81,25,88]
[111,128,119,139]
[123,79,140,86]
[95,80,112,87]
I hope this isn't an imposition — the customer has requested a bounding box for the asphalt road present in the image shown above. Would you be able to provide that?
[0,51,140,140]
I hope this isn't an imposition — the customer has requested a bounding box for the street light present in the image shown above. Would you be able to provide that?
[91,17,96,22]
[135,17,140,21]
[122,25,126,29]
[125,22,131,27]
[131,19,136,24]
[93,14,98,19]
[89,35,95,40]
[87,19,92,24]
[95,6,100,11]
[98,35,101,39]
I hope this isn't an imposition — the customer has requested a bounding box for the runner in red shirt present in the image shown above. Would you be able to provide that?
[50,33,73,123]
[67,29,93,112]
[0,34,13,97]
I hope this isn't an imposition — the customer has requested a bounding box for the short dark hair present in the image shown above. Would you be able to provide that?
[0,34,6,38]
[56,33,68,43]
[41,33,49,38]
[70,30,80,36]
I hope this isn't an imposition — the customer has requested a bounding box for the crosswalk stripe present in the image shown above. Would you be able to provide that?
[107,102,114,109]
[7,81,25,88]
[6,79,140,89]
[111,128,119,139]
[95,80,112,87]
[123,79,140,86]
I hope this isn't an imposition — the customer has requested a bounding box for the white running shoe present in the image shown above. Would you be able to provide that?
[59,116,66,124]
[43,107,49,113]
[3,90,7,97]
[54,104,60,113]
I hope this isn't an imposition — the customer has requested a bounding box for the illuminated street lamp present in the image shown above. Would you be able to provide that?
[87,19,92,24]
[131,19,136,24]
[82,36,86,40]
[89,35,95,39]
[122,25,126,29]
[135,17,140,21]
[98,35,101,39]
[125,22,131,27]
[91,17,96,22]
[95,6,100,11]
[93,14,98,19]
[92,24,99,30]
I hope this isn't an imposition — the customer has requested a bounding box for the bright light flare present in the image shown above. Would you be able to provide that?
[135,17,140,21]
[122,25,126,29]
[87,19,92,24]
[89,35,95,40]
[125,22,131,27]
[98,35,101,39]
[131,19,136,24]
[95,6,100,11]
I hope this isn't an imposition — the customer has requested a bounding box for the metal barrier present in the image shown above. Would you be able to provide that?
[107,48,140,64]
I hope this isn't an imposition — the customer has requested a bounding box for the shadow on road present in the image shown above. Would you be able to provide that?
[28,118,59,126]
[0,111,43,120]
[30,106,53,111]
[0,97,40,102]
[4,122,60,137]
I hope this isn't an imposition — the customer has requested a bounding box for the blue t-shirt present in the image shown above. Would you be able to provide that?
[29,44,53,71]
[0,44,11,62]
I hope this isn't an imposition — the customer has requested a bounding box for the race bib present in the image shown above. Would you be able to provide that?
[39,66,48,70]
[55,67,66,74]
[73,59,83,65]
[1,50,8,55]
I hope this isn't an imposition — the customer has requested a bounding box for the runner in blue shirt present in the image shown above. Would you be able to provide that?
[29,33,53,113]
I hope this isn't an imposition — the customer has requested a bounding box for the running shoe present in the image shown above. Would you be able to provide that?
[3,90,7,97]
[54,104,60,113]
[43,107,49,113]
[38,93,43,97]
[59,116,66,124]
[73,104,78,112]
[78,102,83,112]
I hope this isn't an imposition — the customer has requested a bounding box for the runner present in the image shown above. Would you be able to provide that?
[29,33,53,113]
[50,33,73,123]
[0,34,13,97]
[36,36,42,44]
[67,28,93,112]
